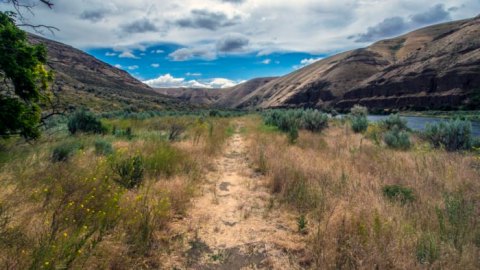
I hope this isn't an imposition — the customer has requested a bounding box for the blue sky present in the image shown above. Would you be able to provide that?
[2,0,479,88]
[88,44,325,87]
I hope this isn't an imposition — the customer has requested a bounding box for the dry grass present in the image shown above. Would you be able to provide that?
[245,116,480,269]
[0,115,233,269]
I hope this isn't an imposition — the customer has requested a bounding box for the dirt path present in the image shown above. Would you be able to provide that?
[165,122,306,269]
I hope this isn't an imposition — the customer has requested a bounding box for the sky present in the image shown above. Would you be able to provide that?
[1,0,479,88]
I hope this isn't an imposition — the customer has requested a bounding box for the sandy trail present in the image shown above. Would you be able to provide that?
[166,122,306,269]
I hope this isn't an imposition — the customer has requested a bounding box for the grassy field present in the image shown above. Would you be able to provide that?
[0,111,479,269]
[245,115,479,269]
[0,114,233,269]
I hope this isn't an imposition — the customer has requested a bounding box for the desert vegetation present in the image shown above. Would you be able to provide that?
[1,107,479,269]
[0,110,233,269]
[246,110,479,269]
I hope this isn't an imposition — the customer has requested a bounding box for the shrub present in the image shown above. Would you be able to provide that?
[301,109,329,132]
[112,155,144,189]
[168,123,186,141]
[365,124,383,145]
[423,119,472,151]
[287,125,299,144]
[94,139,113,156]
[350,105,368,117]
[113,126,134,140]
[67,110,106,135]
[382,185,415,204]
[144,144,184,177]
[383,128,411,150]
[351,116,368,133]
[381,114,408,131]
[416,233,439,264]
[52,142,81,162]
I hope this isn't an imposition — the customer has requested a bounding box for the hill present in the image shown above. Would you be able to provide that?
[229,16,480,111]
[28,34,183,112]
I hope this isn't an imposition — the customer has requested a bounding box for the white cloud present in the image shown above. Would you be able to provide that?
[118,51,140,59]
[9,1,480,55]
[143,74,241,88]
[293,57,323,69]
[151,63,160,68]
[151,49,164,54]
[127,65,139,70]
[186,72,202,76]
[261,59,271,65]
[105,52,117,56]
[114,64,122,69]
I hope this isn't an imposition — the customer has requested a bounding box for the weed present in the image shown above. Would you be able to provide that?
[382,185,415,204]
[416,232,439,264]
[298,214,308,234]
[112,155,144,189]
[94,139,113,156]
[52,141,82,162]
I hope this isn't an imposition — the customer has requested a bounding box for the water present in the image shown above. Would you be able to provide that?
[366,115,480,137]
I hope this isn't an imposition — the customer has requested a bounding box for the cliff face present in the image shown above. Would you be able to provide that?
[229,16,480,111]
[28,34,182,111]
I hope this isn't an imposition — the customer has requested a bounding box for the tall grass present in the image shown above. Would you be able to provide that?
[246,116,479,268]
[0,114,232,268]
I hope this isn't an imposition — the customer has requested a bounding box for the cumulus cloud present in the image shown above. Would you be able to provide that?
[105,52,117,56]
[151,49,164,54]
[127,65,139,70]
[261,59,271,64]
[411,4,450,24]
[121,18,158,34]
[169,47,216,61]
[7,1,479,57]
[118,51,140,59]
[216,34,249,52]
[143,74,240,88]
[114,64,122,69]
[293,57,323,69]
[175,9,240,31]
[151,63,160,68]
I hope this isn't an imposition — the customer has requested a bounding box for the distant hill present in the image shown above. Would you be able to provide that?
[204,16,480,111]
[28,34,184,112]
[155,77,277,108]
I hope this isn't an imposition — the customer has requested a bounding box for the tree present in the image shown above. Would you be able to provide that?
[0,0,55,139]
[0,11,53,139]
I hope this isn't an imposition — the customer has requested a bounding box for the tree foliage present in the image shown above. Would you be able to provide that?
[0,12,53,139]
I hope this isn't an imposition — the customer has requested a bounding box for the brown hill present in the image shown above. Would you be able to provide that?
[155,77,277,107]
[232,16,480,111]
[28,34,183,112]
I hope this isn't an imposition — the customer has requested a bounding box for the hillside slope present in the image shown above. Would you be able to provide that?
[28,34,182,111]
[233,16,480,111]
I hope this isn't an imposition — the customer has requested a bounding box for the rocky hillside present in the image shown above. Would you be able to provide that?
[28,34,182,112]
[230,16,480,111]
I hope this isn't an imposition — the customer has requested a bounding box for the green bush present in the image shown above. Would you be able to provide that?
[423,119,472,151]
[381,114,408,131]
[382,185,415,204]
[383,128,411,150]
[301,109,329,132]
[351,116,368,133]
[94,139,113,156]
[52,142,82,162]
[112,155,144,189]
[67,110,106,135]
[113,126,134,140]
